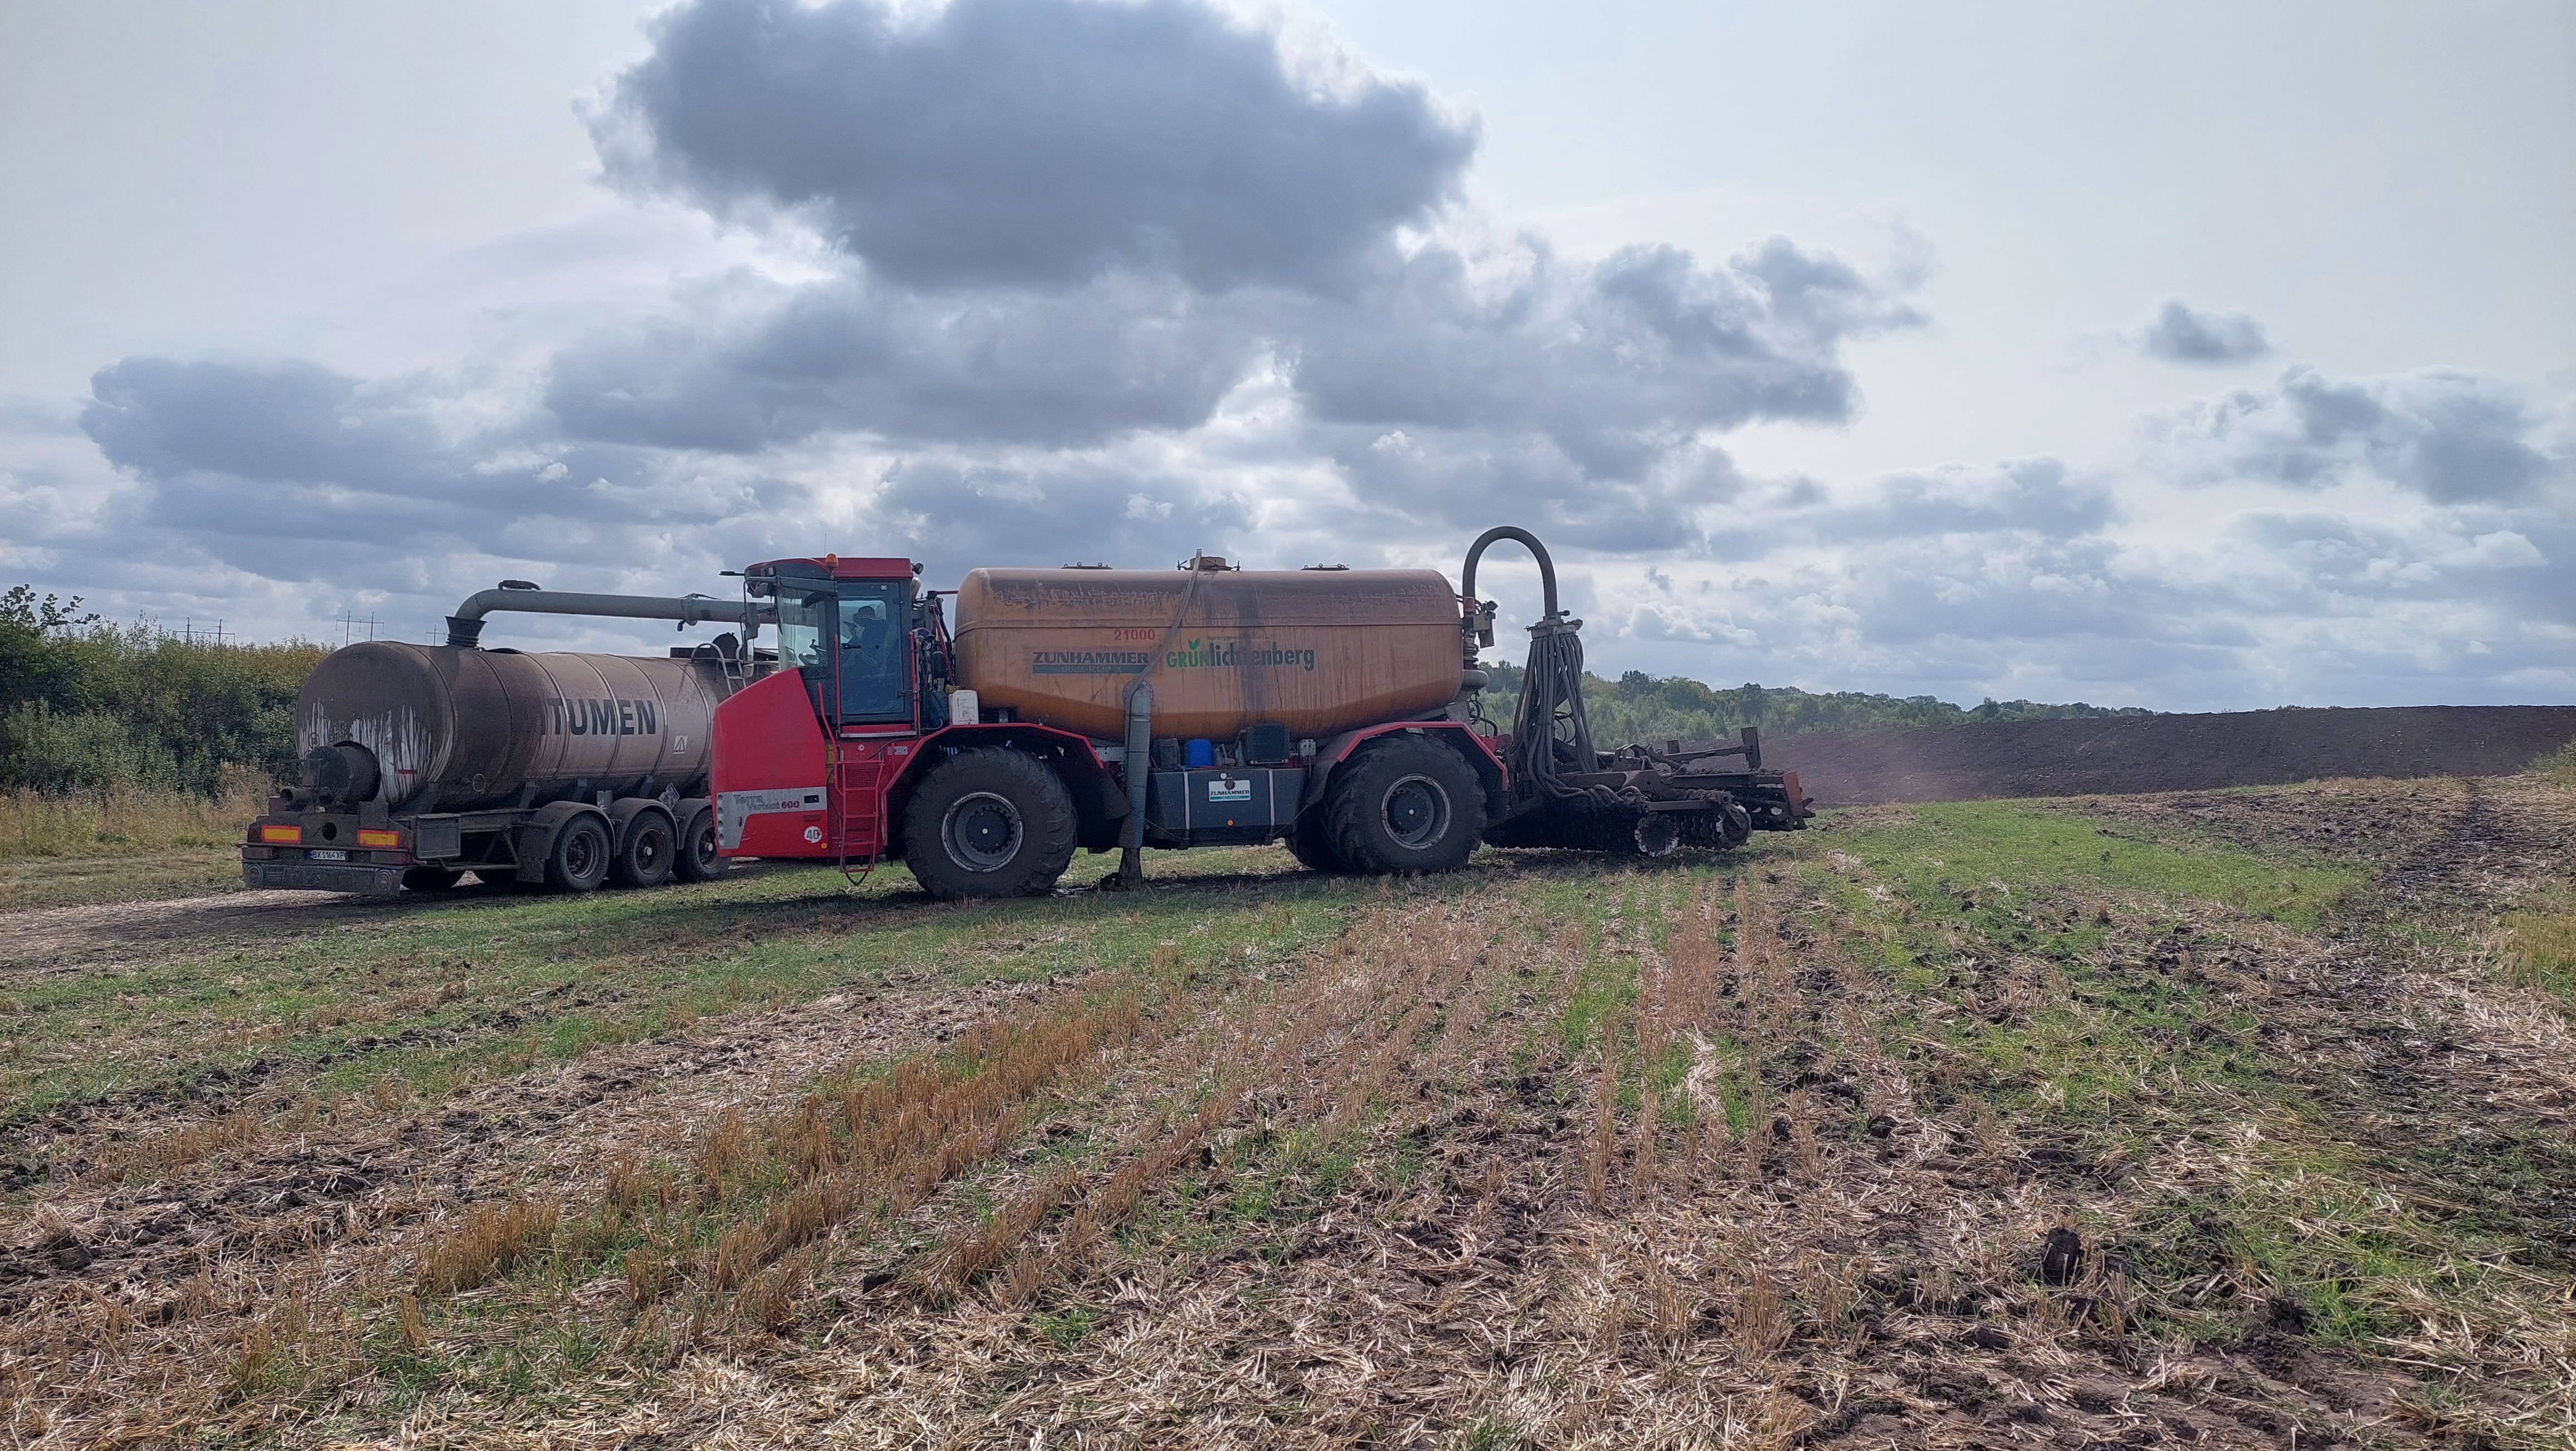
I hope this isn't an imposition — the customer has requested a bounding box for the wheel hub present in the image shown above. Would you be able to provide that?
[1380,774,1451,850]
[944,791,1025,871]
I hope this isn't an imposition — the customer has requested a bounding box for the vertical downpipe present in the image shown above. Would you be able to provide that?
[1119,679,1153,888]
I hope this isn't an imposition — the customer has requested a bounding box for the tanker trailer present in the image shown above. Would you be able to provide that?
[242,585,759,895]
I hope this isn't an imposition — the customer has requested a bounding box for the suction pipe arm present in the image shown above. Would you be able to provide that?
[1459,525,1561,621]
[443,588,762,648]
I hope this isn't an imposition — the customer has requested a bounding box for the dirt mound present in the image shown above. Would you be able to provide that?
[1767,704,2576,807]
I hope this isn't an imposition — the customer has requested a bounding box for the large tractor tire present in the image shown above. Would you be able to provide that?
[609,807,677,889]
[673,802,722,883]
[1285,811,1353,874]
[902,748,1078,900]
[1325,736,1484,876]
[544,814,612,894]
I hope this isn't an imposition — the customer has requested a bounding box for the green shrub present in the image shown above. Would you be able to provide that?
[0,585,325,794]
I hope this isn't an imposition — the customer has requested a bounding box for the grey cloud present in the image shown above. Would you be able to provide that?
[2135,298,2272,364]
[545,272,1266,451]
[1323,429,1741,554]
[534,228,1916,528]
[1613,532,2253,702]
[2151,364,2568,504]
[2232,507,2568,622]
[85,358,453,498]
[1814,458,2116,542]
[77,357,792,586]
[593,0,1475,293]
[1296,238,1914,478]
[856,459,1243,582]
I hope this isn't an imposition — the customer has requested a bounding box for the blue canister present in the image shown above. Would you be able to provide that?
[1184,738,1215,768]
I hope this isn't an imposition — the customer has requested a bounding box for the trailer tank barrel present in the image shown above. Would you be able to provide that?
[952,567,1462,742]
[295,641,730,812]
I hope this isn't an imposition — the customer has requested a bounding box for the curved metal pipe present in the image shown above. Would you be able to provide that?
[443,588,752,648]
[1460,525,1560,620]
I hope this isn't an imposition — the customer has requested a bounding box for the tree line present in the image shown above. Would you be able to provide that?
[1478,662,2149,746]
[0,587,326,795]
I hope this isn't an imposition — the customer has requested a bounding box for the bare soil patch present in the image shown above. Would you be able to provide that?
[1773,704,2576,807]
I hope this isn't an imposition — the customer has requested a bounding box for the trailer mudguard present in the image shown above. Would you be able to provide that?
[1304,721,1508,821]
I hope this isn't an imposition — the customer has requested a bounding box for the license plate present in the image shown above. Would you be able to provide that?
[308,849,348,861]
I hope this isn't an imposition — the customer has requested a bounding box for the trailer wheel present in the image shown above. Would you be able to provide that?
[1326,736,1484,876]
[545,814,612,893]
[673,804,722,883]
[1286,812,1352,874]
[610,808,676,889]
[902,748,1077,900]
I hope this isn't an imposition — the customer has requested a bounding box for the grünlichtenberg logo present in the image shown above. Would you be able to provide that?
[1168,638,1316,671]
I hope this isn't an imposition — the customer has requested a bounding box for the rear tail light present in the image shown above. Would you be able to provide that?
[357,829,401,848]
[258,825,300,844]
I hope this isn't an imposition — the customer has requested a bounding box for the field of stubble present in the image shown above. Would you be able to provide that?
[2,775,2572,1449]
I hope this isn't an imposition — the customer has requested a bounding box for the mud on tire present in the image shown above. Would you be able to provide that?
[1325,735,1484,876]
[901,747,1079,900]
[1286,810,1353,874]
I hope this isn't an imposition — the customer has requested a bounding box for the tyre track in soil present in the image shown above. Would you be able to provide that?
[0,973,1048,1320]
[1987,777,2576,1438]
[0,864,843,975]
[2100,777,2576,1156]
[2246,779,2576,1259]
[0,889,419,974]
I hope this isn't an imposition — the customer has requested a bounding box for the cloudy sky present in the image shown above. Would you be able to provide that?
[2,0,2569,709]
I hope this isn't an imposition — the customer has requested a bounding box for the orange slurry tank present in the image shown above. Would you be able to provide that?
[952,566,1464,742]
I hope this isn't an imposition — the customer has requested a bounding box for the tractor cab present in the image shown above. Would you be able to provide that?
[715,554,1119,883]
[739,556,952,736]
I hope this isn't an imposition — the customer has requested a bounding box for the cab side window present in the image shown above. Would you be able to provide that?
[835,589,910,723]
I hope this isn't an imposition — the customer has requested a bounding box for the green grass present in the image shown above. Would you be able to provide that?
[1848,798,2363,934]
[2502,884,2576,1014]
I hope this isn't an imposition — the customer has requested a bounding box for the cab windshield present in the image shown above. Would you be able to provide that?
[772,587,837,671]
[768,578,913,724]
